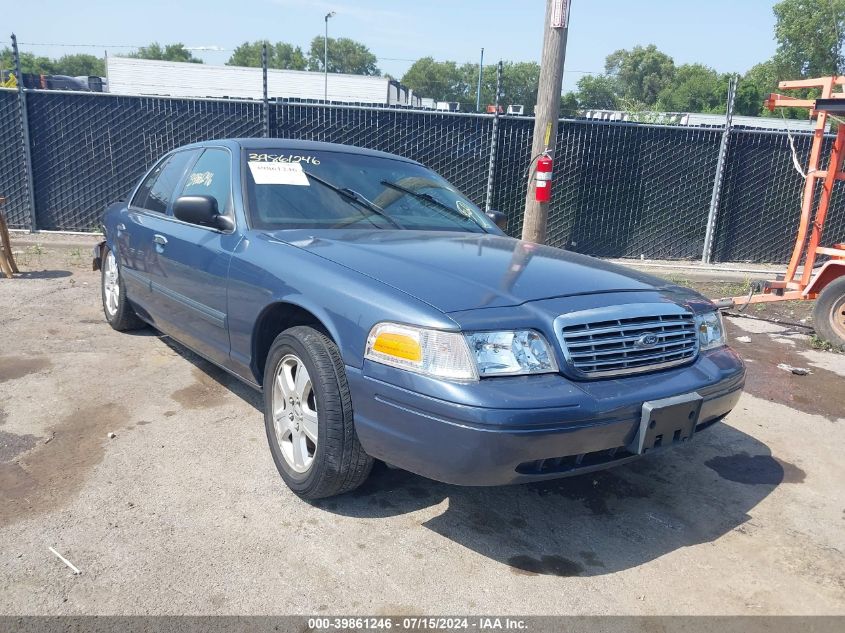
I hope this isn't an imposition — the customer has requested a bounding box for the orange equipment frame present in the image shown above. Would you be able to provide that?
[728,77,845,306]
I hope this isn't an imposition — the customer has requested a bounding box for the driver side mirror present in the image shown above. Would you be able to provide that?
[486,210,508,231]
[173,195,234,231]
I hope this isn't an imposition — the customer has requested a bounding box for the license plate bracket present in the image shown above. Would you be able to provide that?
[628,392,702,455]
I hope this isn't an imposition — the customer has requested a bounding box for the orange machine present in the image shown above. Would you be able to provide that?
[722,76,845,347]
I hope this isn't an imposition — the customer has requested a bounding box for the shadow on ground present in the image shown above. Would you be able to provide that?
[313,424,794,578]
[160,336,263,409]
[12,270,72,280]
[164,333,793,579]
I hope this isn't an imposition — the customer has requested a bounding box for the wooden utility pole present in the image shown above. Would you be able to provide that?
[521,0,570,244]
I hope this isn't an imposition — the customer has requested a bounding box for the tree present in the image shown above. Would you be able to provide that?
[500,62,541,112]
[53,54,105,77]
[560,92,580,117]
[227,41,307,70]
[127,43,203,63]
[402,59,539,111]
[773,0,845,77]
[656,64,729,113]
[605,44,675,105]
[0,47,55,74]
[307,37,379,75]
[401,57,466,102]
[573,74,618,109]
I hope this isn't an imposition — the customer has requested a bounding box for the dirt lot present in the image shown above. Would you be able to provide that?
[1,236,843,615]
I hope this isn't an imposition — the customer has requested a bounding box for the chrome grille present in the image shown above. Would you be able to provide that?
[555,304,699,378]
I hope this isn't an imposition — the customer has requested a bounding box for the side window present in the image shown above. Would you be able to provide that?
[178,149,232,217]
[131,151,195,214]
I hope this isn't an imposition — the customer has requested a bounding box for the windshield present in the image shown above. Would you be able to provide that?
[243,149,498,233]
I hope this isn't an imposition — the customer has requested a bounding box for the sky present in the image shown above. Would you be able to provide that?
[9,0,778,91]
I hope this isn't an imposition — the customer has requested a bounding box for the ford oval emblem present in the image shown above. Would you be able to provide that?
[636,333,659,348]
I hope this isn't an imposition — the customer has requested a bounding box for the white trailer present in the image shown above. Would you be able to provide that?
[106,57,417,105]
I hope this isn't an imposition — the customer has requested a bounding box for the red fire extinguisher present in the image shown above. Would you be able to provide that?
[535,152,553,202]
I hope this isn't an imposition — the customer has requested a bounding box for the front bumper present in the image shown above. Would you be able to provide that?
[348,347,745,486]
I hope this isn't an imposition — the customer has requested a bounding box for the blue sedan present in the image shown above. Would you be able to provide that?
[96,139,744,499]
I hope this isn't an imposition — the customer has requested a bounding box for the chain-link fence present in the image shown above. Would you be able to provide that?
[0,89,32,229]
[495,118,723,259]
[713,129,845,263]
[0,87,842,264]
[275,103,495,208]
[26,91,264,230]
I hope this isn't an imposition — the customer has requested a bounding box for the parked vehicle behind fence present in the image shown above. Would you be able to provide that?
[95,139,745,499]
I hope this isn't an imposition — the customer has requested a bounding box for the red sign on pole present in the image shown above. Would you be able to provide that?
[551,0,571,29]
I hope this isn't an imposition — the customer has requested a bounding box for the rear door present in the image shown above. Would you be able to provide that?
[144,147,240,366]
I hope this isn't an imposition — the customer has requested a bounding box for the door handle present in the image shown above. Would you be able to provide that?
[153,234,168,246]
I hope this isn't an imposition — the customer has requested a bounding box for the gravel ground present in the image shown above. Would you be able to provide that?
[0,236,843,615]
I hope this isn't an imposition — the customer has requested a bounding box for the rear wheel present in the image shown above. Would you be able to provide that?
[813,276,845,350]
[263,326,373,499]
[101,247,144,331]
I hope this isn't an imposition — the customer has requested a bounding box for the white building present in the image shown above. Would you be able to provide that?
[106,57,420,106]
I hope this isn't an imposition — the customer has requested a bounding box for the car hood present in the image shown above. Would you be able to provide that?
[267,229,700,313]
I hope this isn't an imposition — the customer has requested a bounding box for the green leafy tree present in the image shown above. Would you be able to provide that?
[307,37,379,75]
[227,40,307,70]
[573,74,618,109]
[402,59,539,111]
[500,62,541,112]
[401,57,466,102]
[560,92,580,117]
[656,64,730,113]
[605,44,675,105]
[773,0,845,77]
[0,47,55,74]
[127,43,203,63]
[53,54,105,77]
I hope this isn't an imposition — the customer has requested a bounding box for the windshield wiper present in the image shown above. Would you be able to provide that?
[303,171,404,229]
[380,180,489,233]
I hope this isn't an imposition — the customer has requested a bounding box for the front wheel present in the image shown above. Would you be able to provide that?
[813,276,845,350]
[263,326,373,499]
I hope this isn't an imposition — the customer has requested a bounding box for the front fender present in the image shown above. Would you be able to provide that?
[226,232,457,381]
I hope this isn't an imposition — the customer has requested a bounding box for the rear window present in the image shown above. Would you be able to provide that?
[243,150,496,233]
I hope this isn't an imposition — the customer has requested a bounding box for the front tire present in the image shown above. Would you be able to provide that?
[101,247,144,331]
[813,276,845,350]
[263,326,373,499]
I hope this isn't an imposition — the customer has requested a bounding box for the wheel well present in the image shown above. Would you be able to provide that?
[806,262,845,297]
[252,303,331,383]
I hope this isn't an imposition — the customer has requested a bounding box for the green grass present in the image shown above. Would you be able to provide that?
[810,334,844,353]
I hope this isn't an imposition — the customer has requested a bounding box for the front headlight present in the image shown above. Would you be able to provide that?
[695,310,727,350]
[364,323,559,380]
[365,322,478,381]
[465,330,558,376]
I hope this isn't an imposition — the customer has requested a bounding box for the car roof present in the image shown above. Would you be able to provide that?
[179,138,420,165]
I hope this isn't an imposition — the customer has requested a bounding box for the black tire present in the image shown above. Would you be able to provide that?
[813,276,845,350]
[101,246,145,331]
[263,326,373,499]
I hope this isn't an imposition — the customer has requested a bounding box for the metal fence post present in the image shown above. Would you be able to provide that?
[701,75,737,263]
[11,34,38,232]
[261,43,270,138]
[484,60,503,212]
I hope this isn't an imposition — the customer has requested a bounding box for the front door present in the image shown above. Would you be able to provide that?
[122,150,197,320]
[146,148,240,367]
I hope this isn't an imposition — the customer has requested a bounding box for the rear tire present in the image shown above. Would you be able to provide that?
[101,246,145,331]
[263,326,373,499]
[813,276,845,350]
